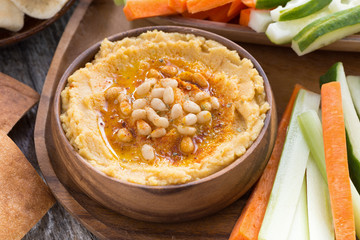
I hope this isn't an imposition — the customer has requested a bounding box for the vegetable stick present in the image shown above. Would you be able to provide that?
[208,4,237,23]
[242,0,256,8]
[229,84,304,240]
[168,0,187,13]
[228,0,246,17]
[181,10,210,20]
[321,82,355,240]
[239,8,251,26]
[186,0,234,14]
[123,0,177,21]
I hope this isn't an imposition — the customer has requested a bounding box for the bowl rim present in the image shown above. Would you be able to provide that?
[53,25,274,190]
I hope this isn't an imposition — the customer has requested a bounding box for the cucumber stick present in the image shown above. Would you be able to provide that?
[292,5,360,55]
[306,155,334,240]
[258,89,320,240]
[255,0,291,9]
[266,7,330,45]
[347,76,360,118]
[248,10,273,33]
[271,0,331,21]
[298,110,360,239]
[320,62,360,194]
[287,178,309,240]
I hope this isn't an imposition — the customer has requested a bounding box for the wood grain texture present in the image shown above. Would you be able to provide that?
[0,1,97,239]
[0,72,39,134]
[34,0,360,239]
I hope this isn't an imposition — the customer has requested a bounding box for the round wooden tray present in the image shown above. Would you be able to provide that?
[34,0,360,239]
[0,0,75,47]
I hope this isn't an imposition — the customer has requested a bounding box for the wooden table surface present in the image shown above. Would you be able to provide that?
[0,1,96,239]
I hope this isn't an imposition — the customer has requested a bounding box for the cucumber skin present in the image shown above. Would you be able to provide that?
[256,0,290,9]
[346,132,360,194]
[294,5,360,51]
[279,0,332,21]
[319,62,340,87]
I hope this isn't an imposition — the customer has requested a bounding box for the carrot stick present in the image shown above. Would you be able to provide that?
[321,82,355,240]
[186,0,234,14]
[168,0,187,13]
[229,84,304,240]
[241,0,256,8]
[181,10,210,20]
[208,3,236,23]
[123,0,177,21]
[239,8,251,26]
[228,0,246,17]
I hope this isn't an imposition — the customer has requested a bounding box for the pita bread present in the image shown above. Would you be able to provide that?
[0,0,24,32]
[0,73,39,134]
[9,0,68,19]
[0,133,55,239]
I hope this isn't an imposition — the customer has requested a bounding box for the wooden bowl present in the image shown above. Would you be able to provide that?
[51,26,277,223]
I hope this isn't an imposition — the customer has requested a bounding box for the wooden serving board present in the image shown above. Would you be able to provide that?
[34,0,360,239]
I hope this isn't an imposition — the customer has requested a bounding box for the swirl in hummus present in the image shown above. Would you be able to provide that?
[60,30,270,186]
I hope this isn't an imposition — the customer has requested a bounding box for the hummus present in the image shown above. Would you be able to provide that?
[60,30,270,186]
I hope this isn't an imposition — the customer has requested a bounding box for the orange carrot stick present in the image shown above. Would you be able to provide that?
[123,0,177,21]
[182,10,210,20]
[208,3,236,23]
[321,82,355,240]
[239,8,251,26]
[168,0,187,13]
[228,0,246,17]
[242,0,256,8]
[229,84,304,240]
[186,0,234,14]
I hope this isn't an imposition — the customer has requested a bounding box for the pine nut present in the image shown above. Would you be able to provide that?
[147,69,162,79]
[160,78,178,88]
[210,97,220,109]
[197,111,212,123]
[116,128,133,143]
[194,92,210,102]
[170,104,183,120]
[120,101,132,116]
[145,78,157,86]
[151,98,167,111]
[193,73,209,87]
[137,120,152,136]
[142,144,155,160]
[151,128,166,138]
[180,136,195,153]
[183,100,201,114]
[200,102,212,111]
[160,65,178,77]
[179,71,193,82]
[163,86,174,105]
[182,113,197,125]
[150,88,165,99]
[135,82,151,96]
[145,107,169,128]
[131,109,147,121]
[133,99,147,109]
[105,87,122,100]
[177,125,196,135]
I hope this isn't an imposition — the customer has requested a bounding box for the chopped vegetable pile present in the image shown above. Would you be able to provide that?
[230,62,360,240]
[117,0,360,56]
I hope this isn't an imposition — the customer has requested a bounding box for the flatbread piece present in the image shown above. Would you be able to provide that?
[0,133,55,240]
[0,72,39,134]
[10,0,68,19]
[0,0,24,32]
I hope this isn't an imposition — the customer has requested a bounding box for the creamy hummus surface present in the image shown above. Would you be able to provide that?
[60,30,270,185]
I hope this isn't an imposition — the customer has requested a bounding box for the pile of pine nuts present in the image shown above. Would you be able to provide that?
[105,66,221,161]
